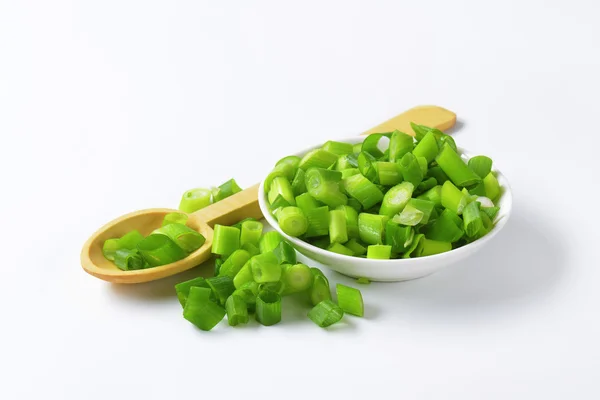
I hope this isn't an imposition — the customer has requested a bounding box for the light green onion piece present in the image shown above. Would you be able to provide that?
[102,239,120,261]
[308,299,344,328]
[310,273,332,306]
[375,161,403,186]
[183,287,226,331]
[213,179,242,202]
[327,242,354,256]
[335,155,356,171]
[214,258,223,276]
[233,263,254,289]
[441,181,469,215]
[258,231,282,254]
[114,249,145,271]
[410,122,432,141]
[417,156,428,176]
[336,205,359,239]
[304,206,330,238]
[385,221,413,253]
[483,172,501,201]
[379,181,414,217]
[425,210,464,242]
[233,281,259,305]
[225,295,249,326]
[388,130,414,162]
[268,176,296,206]
[367,245,392,259]
[329,209,348,244]
[419,238,452,257]
[481,206,500,221]
[468,182,486,196]
[206,275,236,305]
[162,212,189,227]
[273,241,297,265]
[342,174,384,210]
[412,131,439,163]
[436,144,481,187]
[358,213,388,245]
[394,198,435,225]
[250,252,281,283]
[281,263,313,295]
[295,192,320,214]
[179,188,212,213]
[438,134,457,152]
[341,168,360,179]
[255,290,282,326]
[175,277,211,307]
[118,230,145,250]
[218,249,251,278]
[468,156,493,179]
[463,201,483,237]
[241,243,260,257]
[356,277,371,284]
[274,155,301,181]
[211,225,240,257]
[402,233,425,258]
[345,238,367,256]
[259,281,285,295]
[277,206,308,237]
[417,185,442,207]
[299,148,338,171]
[398,152,424,188]
[137,234,187,267]
[336,284,364,317]
[322,140,354,156]
[361,133,388,159]
[309,237,330,249]
[291,168,306,196]
[305,167,348,208]
[153,223,206,253]
[240,220,263,247]
[357,151,378,182]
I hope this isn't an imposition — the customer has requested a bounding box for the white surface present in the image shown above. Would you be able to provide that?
[260,140,514,281]
[1,1,599,399]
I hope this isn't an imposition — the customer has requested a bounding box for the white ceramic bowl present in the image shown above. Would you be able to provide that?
[258,136,513,282]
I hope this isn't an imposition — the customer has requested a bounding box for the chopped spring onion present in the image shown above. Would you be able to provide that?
[304,206,330,238]
[291,168,306,196]
[410,122,432,141]
[308,300,344,328]
[137,234,187,267]
[162,212,189,227]
[419,239,452,257]
[358,213,388,245]
[241,242,260,257]
[179,188,212,213]
[268,176,296,206]
[336,205,359,239]
[416,177,438,195]
[211,225,240,257]
[385,221,413,253]
[425,209,464,242]
[299,149,338,171]
[341,167,360,179]
[259,231,283,254]
[277,206,308,237]
[218,249,252,278]
[412,131,439,163]
[305,167,348,208]
[475,196,495,208]
[233,281,259,305]
[281,263,313,294]
[356,277,371,284]
[347,197,362,213]
[226,295,249,326]
[441,181,468,215]
[427,166,450,185]
[295,192,320,213]
[214,257,224,275]
[367,245,392,259]
[255,290,282,326]
[481,206,500,220]
[379,181,414,217]
[212,179,242,202]
[153,223,206,253]
[483,172,501,201]
[327,242,354,256]
[232,263,254,289]
[417,156,428,176]
[417,185,442,207]
[468,155,493,179]
[183,287,226,331]
[175,277,211,307]
[259,281,285,295]
[398,152,424,188]
[273,241,297,265]
[114,249,145,271]
[336,284,364,317]
[310,273,332,306]
[329,209,348,244]
[436,144,481,187]
[468,182,487,196]
[240,220,263,247]
[361,133,388,158]
[206,275,236,305]
[118,230,145,250]
[345,238,367,256]
[462,201,483,237]
[250,252,281,283]
[342,174,384,210]
[323,140,354,156]
[388,130,414,162]
[274,156,301,181]
[402,233,425,258]
[393,198,435,226]
[357,151,378,182]
[375,161,403,186]
[336,154,356,171]
[102,239,120,261]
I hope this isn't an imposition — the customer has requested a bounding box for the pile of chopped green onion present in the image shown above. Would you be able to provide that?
[263,123,502,259]
[175,220,364,330]
[102,212,206,270]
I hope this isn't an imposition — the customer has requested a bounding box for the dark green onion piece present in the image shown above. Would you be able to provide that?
[323,140,354,156]
[379,181,414,217]
[211,225,240,257]
[114,249,145,271]
[240,220,263,247]
[304,206,330,238]
[277,206,308,237]
[259,281,285,295]
[250,252,281,283]
[468,156,493,179]
[427,166,450,185]
[415,177,438,195]
[388,130,414,162]
[102,239,120,261]
[206,275,236,305]
[342,174,384,210]
[214,257,224,275]
[268,176,296,206]
[295,192,320,213]
[327,242,354,256]
[308,300,344,328]
[175,277,211,307]
[291,168,306,196]
[398,152,424,188]
[179,188,212,213]
[329,209,348,244]
[468,182,487,196]
[310,274,332,306]
[358,213,389,245]
[183,287,226,331]
[362,134,388,159]
[375,161,403,186]
[345,238,367,256]
[438,133,457,153]
[218,249,251,278]
[213,179,242,202]
[259,231,283,254]
[299,149,338,171]
[463,201,483,237]
[357,151,378,182]
[419,238,452,257]
[137,234,187,267]
[425,210,464,242]
[153,223,206,253]
[162,212,189,227]
[309,237,331,249]
[385,221,413,253]
[336,284,364,317]
[402,233,425,258]
[233,281,259,305]
[412,131,439,163]
[436,144,481,187]
[281,263,313,295]
[255,290,282,326]
[483,172,501,201]
[226,295,249,326]
[347,197,362,213]
[305,167,348,208]
[273,241,297,265]
[336,205,359,239]
[367,245,392,259]
[441,181,468,215]
[410,122,432,141]
[481,206,500,220]
[233,263,254,289]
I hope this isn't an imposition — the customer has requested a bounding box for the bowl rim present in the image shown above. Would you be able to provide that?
[258,135,513,265]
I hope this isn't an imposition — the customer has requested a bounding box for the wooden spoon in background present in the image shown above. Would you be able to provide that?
[80,105,456,283]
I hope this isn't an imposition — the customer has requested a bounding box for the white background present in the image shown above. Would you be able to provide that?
[1,1,598,399]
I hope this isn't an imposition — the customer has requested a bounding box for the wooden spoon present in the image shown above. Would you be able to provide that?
[80,105,456,283]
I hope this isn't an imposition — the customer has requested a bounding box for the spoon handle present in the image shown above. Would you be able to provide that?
[362,105,456,136]
[191,183,262,227]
